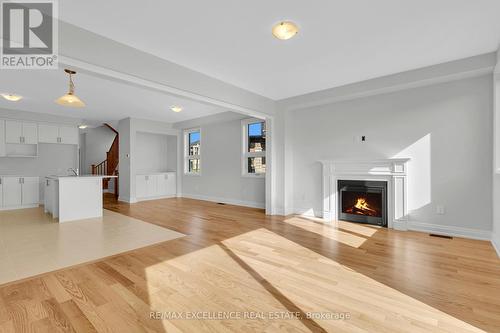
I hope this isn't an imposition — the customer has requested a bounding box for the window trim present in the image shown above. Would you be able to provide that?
[184,127,201,176]
[241,118,266,178]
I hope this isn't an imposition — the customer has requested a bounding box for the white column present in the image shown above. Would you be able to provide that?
[321,162,334,221]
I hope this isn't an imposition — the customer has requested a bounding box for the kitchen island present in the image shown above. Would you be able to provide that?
[44,175,117,223]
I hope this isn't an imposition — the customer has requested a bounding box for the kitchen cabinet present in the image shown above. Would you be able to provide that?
[136,173,176,200]
[22,122,38,144]
[2,177,22,207]
[58,126,79,144]
[21,177,40,205]
[38,123,59,143]
[1,176,39,209]
[0,178,3,208]
[38,124,78,145]
[5,120,37,144]
[0,120,5,157]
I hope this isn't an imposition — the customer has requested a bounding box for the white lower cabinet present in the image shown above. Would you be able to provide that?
[0,178,3,208]
[21,177,40,205]
[1,176,39,209]
[136,173,176,201]
[156,173,176,196]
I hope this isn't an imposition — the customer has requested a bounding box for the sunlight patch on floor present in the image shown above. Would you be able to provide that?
[283,216,373,248]
[143,243,311,332]
[220,228,486,333]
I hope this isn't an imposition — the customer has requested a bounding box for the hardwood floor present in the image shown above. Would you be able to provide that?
[1,196,499,332]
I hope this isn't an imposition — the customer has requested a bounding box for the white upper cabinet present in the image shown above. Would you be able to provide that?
[0,120,5,157]
[22,122,38,144]
[58,126,79,145]
[38,123,59,143]
[38,123,78,145]
[5,120,22,143]
[5,120,37,144]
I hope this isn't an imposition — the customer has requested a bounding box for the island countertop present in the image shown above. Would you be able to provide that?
[45,175,118,180]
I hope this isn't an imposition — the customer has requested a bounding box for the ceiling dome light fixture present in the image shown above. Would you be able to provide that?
[55,69,85,108]
[1,93,23,102]
[272,21,299,40]
[78,124,88,129]
[171,106,183,113]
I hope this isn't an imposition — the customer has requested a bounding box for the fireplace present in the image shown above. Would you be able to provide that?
[338,180,387,227]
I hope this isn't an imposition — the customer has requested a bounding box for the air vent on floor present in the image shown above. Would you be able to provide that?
[217,202,226,205]
[429,234,453,239]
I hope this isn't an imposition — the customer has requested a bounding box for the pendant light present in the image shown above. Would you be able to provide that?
[55,69,85,107]
[272,21,299,40]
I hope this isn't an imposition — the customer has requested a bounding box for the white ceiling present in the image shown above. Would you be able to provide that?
[0,69,227,124]
[59,0,500,100]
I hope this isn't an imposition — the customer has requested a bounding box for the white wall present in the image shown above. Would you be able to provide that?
[177,112,265,208]
[82,126,116,174]
[136,131,175,174]
[290,75,493,233]
[492,49,500,254]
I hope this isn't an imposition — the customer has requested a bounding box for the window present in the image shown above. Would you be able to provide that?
[184,128,201,174]
[242,119,266,176]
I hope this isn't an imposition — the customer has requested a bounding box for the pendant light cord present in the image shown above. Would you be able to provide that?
[68,73,75,95]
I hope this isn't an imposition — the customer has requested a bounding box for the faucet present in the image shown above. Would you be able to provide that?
[68,168,79,176]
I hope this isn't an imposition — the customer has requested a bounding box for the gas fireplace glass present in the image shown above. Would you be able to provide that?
[338,180,387,227]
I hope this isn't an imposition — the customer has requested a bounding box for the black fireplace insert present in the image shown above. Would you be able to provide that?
[338,180,387,227]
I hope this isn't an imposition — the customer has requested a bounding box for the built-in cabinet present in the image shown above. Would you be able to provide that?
[136,172,176,201]
[0,176,40,209]
[38,123,79,144]
[0,119,79,157]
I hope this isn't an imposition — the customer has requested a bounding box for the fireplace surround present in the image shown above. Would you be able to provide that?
[320,159,410,230]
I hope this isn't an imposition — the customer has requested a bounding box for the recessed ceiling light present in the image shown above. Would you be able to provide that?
[171,106,183,113]
[78,124,88,129]
[1,93,23,102]
[272,21,299,40]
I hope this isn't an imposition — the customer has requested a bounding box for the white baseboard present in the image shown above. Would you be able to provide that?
[294,207,320,217]
[181,193,265,209]
[392,219,408,231]
[117,196,137,204]
[408,221,492,241]
[136,194,176,202]
[491,233,500,258]
[0,204,39,211]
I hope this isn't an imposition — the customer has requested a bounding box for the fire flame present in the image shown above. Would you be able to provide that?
[345,197,379,216]
[354,198,376,212]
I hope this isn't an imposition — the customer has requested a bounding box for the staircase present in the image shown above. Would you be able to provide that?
[91,124,119,196]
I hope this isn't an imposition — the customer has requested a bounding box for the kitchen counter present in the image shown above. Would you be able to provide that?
[44,175,116,223]
[45,175,117,179]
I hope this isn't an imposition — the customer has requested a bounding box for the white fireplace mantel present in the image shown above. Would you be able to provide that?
[320,158,410,230]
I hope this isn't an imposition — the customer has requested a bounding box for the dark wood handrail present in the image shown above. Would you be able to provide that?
[91,124,119,197]
[104,123,119,135]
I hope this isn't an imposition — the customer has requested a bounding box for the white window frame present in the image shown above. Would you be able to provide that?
[184,128,201,176]
[242,118,266,178]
